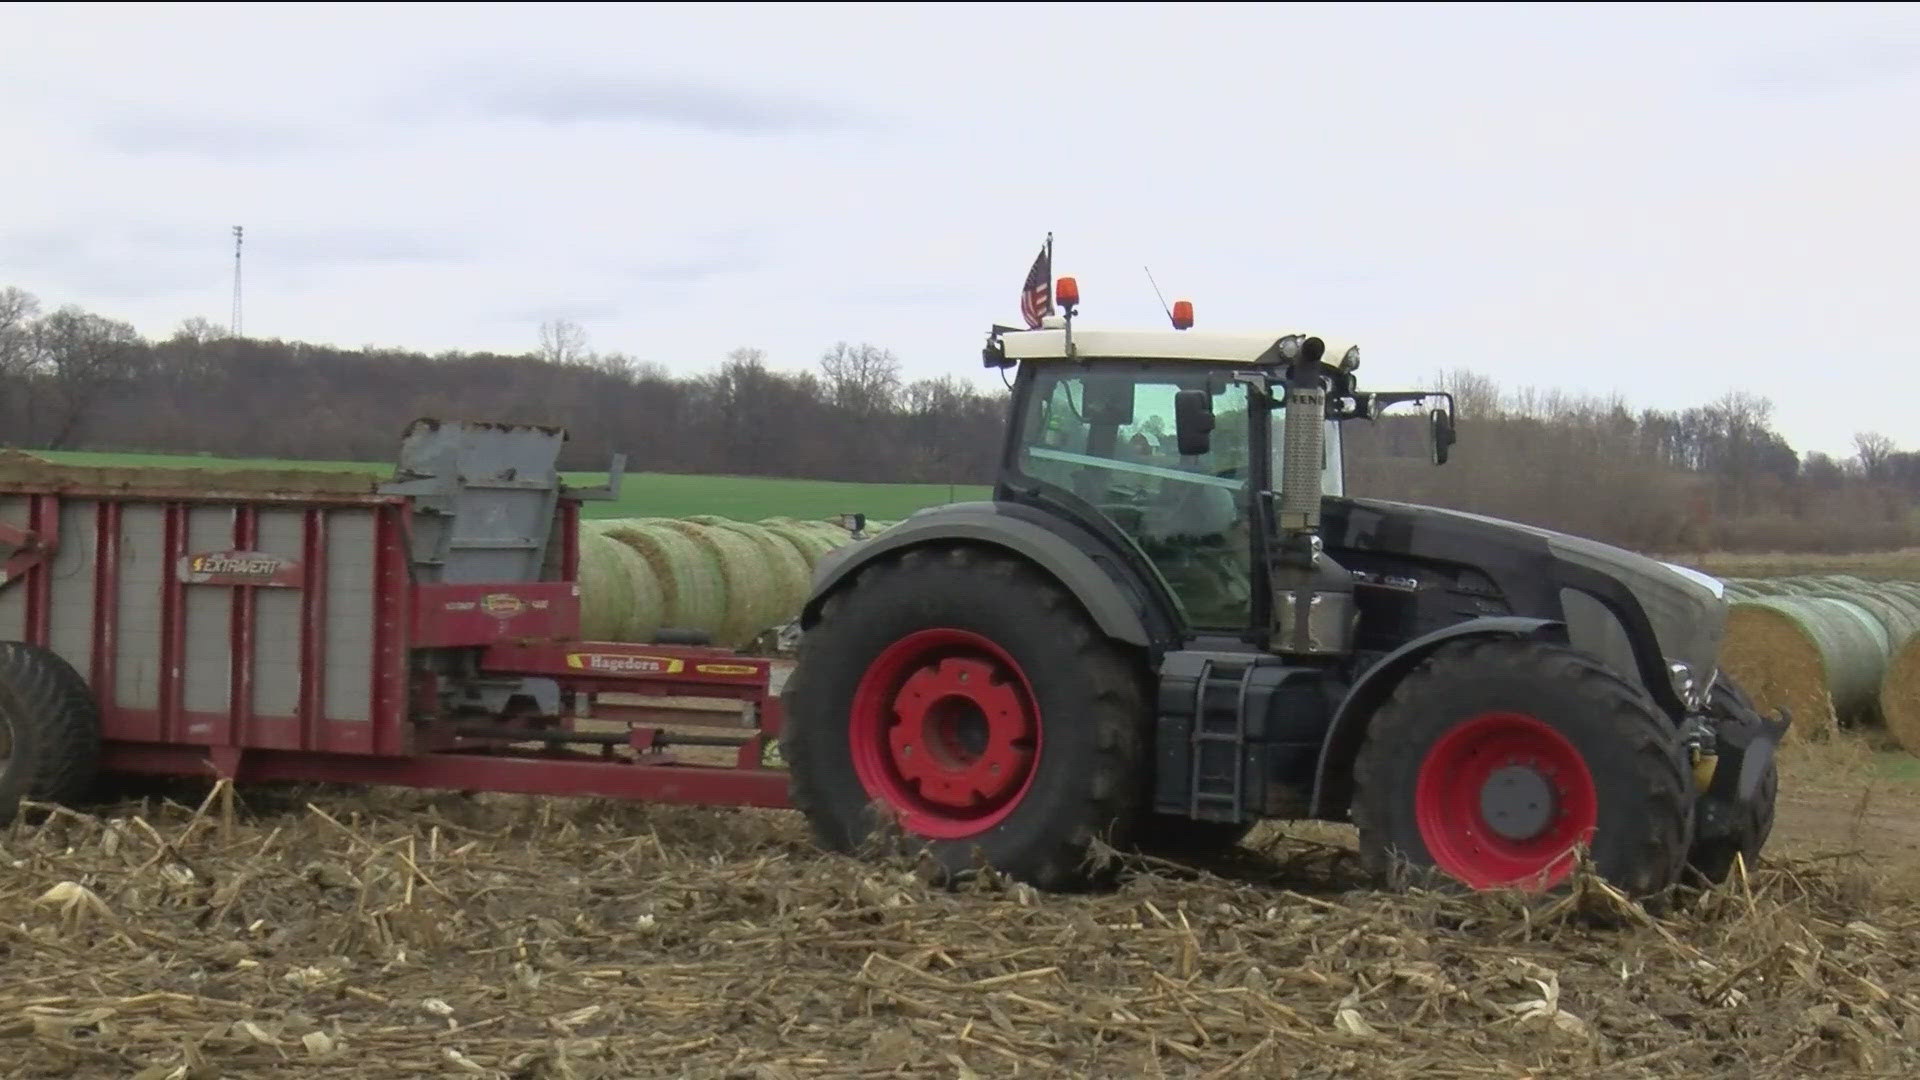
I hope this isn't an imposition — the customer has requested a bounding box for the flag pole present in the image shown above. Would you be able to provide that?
[1046,232,1053,296]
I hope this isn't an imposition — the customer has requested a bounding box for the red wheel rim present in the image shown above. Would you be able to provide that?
[1412,711,1598,890]
[848,628,1042,839]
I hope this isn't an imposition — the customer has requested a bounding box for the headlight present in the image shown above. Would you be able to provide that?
[1668,661,1706,712]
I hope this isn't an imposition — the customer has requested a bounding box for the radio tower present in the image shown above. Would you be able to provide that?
[230,225,244,338]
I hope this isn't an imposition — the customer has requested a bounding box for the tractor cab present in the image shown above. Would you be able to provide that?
[981,310,1455,640]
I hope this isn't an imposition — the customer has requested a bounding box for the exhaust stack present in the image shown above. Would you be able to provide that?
[1270,336,1357,657]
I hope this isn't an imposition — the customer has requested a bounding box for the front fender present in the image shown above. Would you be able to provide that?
[801,503,1157,648]
[1308,616,1566,819]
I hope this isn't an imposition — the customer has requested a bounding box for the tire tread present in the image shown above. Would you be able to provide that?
[0,642,103,822]
[781,543,1147,890]
[1351,636,1691,899]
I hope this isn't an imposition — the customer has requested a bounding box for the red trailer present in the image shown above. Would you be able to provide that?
[0,420,796,820]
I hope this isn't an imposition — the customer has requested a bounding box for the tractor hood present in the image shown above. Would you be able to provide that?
[1326,498,1728,707]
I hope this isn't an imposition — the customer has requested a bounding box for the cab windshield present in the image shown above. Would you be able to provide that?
[1011,363,1344,630]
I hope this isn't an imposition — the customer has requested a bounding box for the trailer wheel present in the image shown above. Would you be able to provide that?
[780,545,1148,890]
[0,643,102,823]
[1351,637,1690,900]
[1685,676,1779,885]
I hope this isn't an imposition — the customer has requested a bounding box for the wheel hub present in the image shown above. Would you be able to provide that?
[888,657,1034,809]
[1478,764,1556,841]
[1412,711,1599,891]
[848,628,1044,840]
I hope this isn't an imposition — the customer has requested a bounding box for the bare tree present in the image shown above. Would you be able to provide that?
[588,351,665,384]
[34,306,145,449]
[1431,368,1502,421]
[0,286,40,379]
[172,316,226,345]
[538,318,591,367]
[819,342,902,415]
[1855,431,1896,480]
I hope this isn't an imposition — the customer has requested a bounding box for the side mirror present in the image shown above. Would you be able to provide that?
[1174,389,1215,456]
[1430,408,1456,466]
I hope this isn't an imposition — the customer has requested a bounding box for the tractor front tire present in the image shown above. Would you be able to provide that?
[1352,637,1691,900]
[0,642,103,825]
[780,546,1148,891]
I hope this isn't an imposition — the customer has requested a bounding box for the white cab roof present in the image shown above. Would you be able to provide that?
[999,323,1355,367]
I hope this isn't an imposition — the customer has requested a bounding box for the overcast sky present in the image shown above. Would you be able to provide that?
[3,3,1917,459]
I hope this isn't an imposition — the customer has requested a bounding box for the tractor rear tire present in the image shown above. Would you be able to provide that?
[780,545,1148,891]
[1351,637,1691,901]
[1685,676,1779,885]
[0,642,103,824]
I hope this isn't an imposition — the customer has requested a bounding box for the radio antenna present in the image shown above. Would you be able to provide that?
[1143,265,1175,327]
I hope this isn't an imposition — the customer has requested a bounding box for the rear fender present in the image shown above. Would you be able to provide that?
[800,503,1159,648]
[1308,616,1566,819]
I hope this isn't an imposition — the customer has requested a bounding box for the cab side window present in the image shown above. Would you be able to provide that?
[1016,367,1254,630]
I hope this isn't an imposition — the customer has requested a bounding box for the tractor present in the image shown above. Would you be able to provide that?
[779,281,1787,899]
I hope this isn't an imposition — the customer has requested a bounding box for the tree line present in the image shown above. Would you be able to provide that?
[0,285,1912,554]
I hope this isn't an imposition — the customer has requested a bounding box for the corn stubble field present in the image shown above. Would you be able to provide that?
[4,743,1919,1080]
[9,448,1920,1079]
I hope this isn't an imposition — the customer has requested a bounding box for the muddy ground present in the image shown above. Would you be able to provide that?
[2,740,1918,1080]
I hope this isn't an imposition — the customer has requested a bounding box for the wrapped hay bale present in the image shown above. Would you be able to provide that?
[1878,633,1920,756]
[571,512,907,650]
[690,516,812,628]
[757,517,844,569]
[654,519,778,649]
[1718,596,1891,741]
[1812,588,1920,645]
[599,519,727,641]
[1830,587,1920,647]
[1878,581,1920,604]
[575,530,638,641]
[604,534,665,642]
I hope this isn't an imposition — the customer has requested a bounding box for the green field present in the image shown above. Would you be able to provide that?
[33,449,990,522]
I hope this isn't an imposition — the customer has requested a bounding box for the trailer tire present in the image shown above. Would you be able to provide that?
[0,643,102,823]
[1352,637,1691,902]
[780,545,1148,891]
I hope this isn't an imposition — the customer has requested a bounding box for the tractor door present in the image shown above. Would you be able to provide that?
[1011,364,1257,633]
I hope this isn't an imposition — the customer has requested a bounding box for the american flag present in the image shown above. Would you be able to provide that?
[1019,237,1053,329]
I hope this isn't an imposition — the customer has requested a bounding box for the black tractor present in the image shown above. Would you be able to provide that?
[779,290,1786,899]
